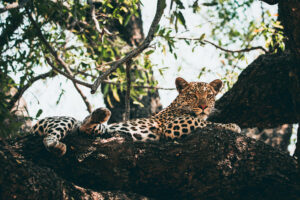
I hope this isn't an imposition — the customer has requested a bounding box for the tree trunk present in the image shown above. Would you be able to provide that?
[209,52,297,128]
[1,126,299,200]
[210,0,300,166]
[277,0,300,167]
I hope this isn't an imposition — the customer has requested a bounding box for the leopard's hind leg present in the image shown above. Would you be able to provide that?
[32,116,77,156]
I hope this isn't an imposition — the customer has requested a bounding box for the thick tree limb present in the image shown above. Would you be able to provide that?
[91,0,166,94]
[0,138,150,200]
[2,126,299,199]
[278,0,300,165]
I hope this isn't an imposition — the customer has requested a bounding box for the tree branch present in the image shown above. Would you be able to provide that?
[88,0,102,34]
[0,0,30,14]
[45,58,93,88]
[26,8,93,89]
[59,61,92,113]
[8,70,56,111]
[259,0,278,5]
[5,127,300,199]
[166,36,268,54]
[203,39,268,54]
[90,0,166,94]
[0,138,150,199]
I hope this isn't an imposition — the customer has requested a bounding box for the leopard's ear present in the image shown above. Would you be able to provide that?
[175,77,189,93]
[209,79,223,94]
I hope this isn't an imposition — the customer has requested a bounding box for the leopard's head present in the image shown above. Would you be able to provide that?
[173,77,223,119]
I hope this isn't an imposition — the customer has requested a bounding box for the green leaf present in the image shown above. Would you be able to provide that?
[36,109,43,118]
[106,95,113,108]
[145,50,155,55]
[177,11,187,28]
[112,86,120,102]
[124,14,132,26]
[199,33,206,41]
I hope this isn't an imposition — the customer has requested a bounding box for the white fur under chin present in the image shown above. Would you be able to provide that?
[197,114,208,120]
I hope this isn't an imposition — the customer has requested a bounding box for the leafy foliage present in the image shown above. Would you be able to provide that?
[0,0,284,137]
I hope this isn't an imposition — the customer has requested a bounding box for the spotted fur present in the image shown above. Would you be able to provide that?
[32,77,241,156]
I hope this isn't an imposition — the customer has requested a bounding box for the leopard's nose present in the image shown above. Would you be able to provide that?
[199,104,208,109]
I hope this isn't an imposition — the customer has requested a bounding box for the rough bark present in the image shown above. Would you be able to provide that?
[278,0,300,167]
[1,126,299,200]
[209,52,297,128]
[209,0,300,167]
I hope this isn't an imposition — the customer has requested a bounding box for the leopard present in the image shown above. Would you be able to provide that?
[32,77,241,156]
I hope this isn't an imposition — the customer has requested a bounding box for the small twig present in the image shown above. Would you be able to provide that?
[203,39,268,54]
[45,58,93,88]
[8,70,55,111]
[58,57,92,113]
[165,36,268,54]
[91,0,166,94]
[123,60,132,121]
[88,0,102,34]
[72,83,92,113]
[88,0,112,37]
[133,85,175,90]
[0,0,30,14]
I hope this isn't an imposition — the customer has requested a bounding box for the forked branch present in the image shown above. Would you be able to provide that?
[90,0,166,94]
[27,8,93,90]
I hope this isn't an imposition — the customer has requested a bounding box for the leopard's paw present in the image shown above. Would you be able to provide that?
[48,142,67,157]
[43,135,67,157]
